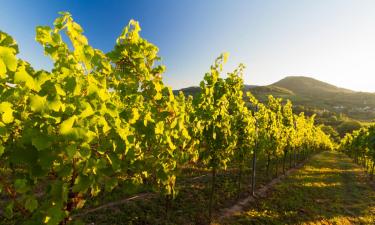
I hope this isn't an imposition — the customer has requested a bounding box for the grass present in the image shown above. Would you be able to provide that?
[75,154,294,225]
[219,151,375,225]
[4,151,374,225]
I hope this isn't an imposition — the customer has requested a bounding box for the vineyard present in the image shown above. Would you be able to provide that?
[340,125,375,177]
[1,12,374,225]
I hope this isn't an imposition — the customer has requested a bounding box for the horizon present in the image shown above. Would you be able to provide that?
[175,75,375,93]
[1,1,375,92]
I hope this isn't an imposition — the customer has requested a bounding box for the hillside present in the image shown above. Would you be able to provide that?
[252,76,375,121]
[175,76,375,121]
[272,76,354,94]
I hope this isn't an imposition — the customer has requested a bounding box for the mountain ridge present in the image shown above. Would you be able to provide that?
[174,76,375,121]
[272,76,355,94]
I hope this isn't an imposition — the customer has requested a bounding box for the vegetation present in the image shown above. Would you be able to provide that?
[177,76,375,139]
[339,124,375,178]
[0,12,336,225]
[219,151,375,225]
[253,76,375,121]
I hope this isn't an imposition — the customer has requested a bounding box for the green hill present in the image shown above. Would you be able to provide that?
[175,76,375,121]
[251,76,375,121]
[272,76,354,94]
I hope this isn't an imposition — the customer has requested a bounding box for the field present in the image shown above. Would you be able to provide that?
[219,151,375,225]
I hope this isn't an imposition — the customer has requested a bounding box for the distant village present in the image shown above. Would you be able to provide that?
[333,105,375,113]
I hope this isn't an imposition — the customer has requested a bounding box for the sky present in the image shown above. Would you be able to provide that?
[1,0,375,92]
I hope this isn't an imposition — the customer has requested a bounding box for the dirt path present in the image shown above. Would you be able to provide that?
[219,157,309,219]
[73,193,156,218]
[217,151,375,225]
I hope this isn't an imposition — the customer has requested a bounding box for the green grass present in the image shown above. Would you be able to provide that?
[5,151,374,225]
[219,151,375,225]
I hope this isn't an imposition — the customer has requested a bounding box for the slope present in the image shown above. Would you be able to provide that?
[251,76,375,121]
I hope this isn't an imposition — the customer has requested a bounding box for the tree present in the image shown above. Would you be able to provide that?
[337,120,362,137]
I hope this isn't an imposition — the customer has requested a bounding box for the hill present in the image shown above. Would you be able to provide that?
[251,76,375,121]
[272,76,354,94]
[175,76,375,121]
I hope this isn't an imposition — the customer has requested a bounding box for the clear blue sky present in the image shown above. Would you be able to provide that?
[1,0,375,92]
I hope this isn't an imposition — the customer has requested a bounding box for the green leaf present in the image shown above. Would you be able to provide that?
[105,178,118,192]
[129,108,139,124]
[143,112,153,127]
[49,180,66,203]
[73,175,90,193]
[14,64,36,90]
[0,58,6,78]
[25,196,38,212]
[47,97,63,112]
[0,46,17,72]
[98,117,110,133]
[155,121,164,135]
[29,94,47,112]
[44,205,64,225]
[80,102,94,118]
[66,145,77,159]
[166,136,176,150]
[10,147,38,166]
[53,13,67,29]
[14,178,28,193]
[79,143,91,159]
[107,153,121,171]
[4,201,14,219]
[65,77,81,96]
[32,135,52,151]
[0,145,4,156]
[59,116,77,135]
[0,102,14,124]
[0,31,19,52]
[35,26,52,44]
